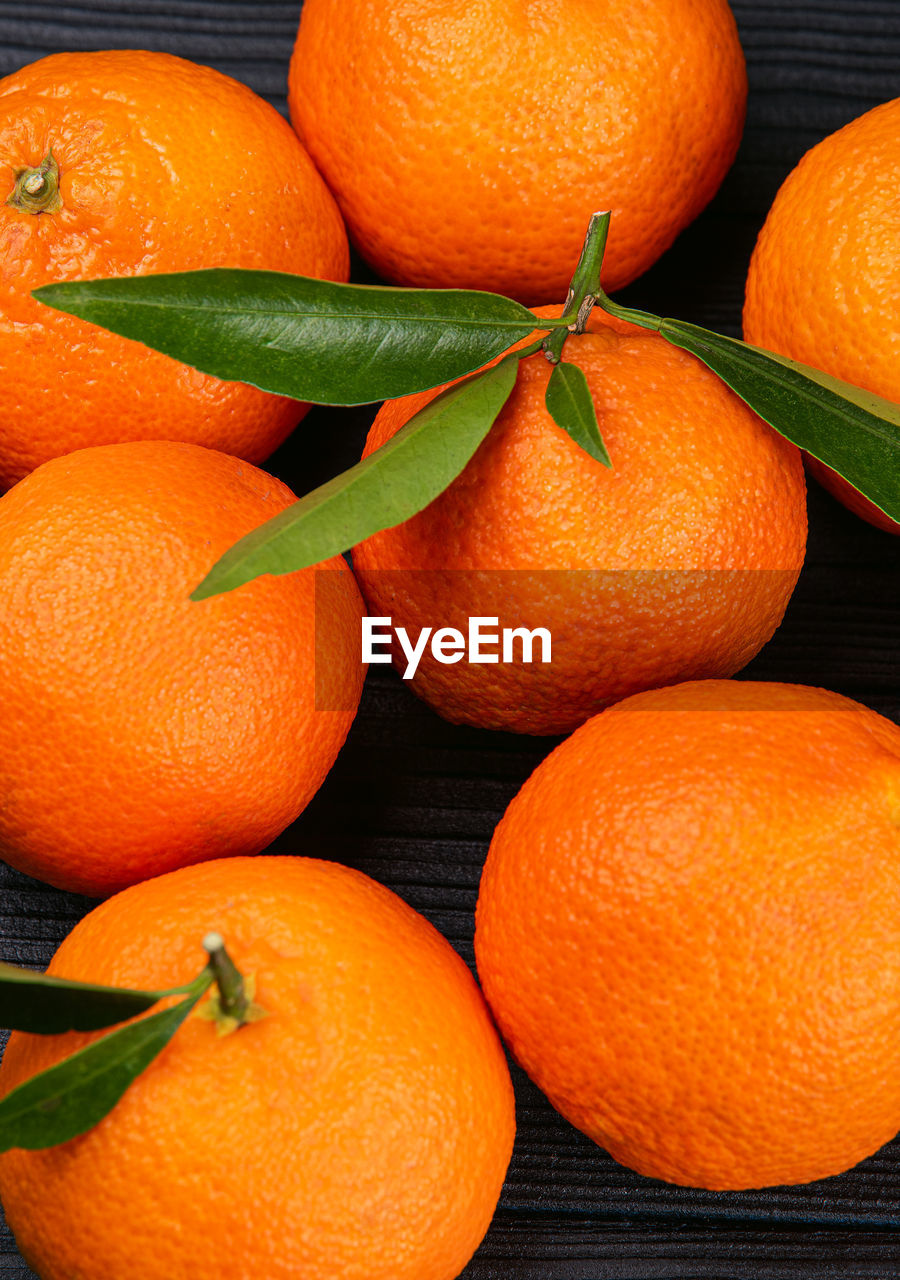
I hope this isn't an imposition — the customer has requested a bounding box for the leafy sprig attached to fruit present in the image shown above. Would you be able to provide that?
[35,211,900,598]
[0,934,262,1151]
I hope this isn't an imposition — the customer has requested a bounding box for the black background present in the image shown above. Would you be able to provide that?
[1,2,900,1277]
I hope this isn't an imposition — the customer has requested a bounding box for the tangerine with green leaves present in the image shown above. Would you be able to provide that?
[0,855,516,1279]
[475,679,900,1189]
[353,307,807,735]
[743,96,900,533]
[0,440,365,897]
[288,0,747,301]
[0,49,349,490]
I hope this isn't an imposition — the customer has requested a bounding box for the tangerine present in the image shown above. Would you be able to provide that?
[0,855,515,1279]
[743,97,900,534]
[475,679,900,1189]
[0,49,349,490]
[288,0,747,301]
[353,308,807,735]
[0,440,365,897]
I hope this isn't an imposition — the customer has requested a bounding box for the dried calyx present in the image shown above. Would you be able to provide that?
[7,150,63,214]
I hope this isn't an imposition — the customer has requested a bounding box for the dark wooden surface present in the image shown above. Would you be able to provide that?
[2,2,900,1276]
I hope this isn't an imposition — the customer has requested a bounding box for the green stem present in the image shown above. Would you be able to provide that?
[567,211,611,307]
[6,150,63,215]
[542,211,614,364]
[164,970,215,999]
[592,286,662,333]
[514,336,548,362]
[202,932,250,1023]
[542,325,571,366]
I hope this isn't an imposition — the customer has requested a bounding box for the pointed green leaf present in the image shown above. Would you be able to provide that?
[192,354,521,599]
[33,271,546,405]
[0,961,179,1034]
[545,361,611,467]
[660,319,900,524]
[0,980,210,1152]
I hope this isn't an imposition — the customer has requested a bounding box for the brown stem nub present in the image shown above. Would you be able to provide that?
[7,150,63,215]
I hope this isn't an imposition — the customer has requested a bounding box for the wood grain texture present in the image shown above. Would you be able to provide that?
[2,1,900,1276]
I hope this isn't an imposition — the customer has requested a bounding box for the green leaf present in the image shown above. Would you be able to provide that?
[660,319,900,524]
[545,361,611,467]
[0,961,179,1035]
[33,271,545,405]
[191,354,521,599]
[0,979,211,1152]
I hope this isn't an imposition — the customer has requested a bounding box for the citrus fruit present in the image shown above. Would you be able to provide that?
[474,678,900,1190]
[0,440,365,898]
[0,49,349,491]
[743,97,900,534]
[0,854,516,1280]
[352,308,807,735]
[288,0,747,302]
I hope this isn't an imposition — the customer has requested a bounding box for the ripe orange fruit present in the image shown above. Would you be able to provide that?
[0,49,349,491]
[288,0,747,302]
[0,855,516,1280]
[0,440,365,898]
[352,308,807,735]
[475,679,900,1190]
[743,97,900,534]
